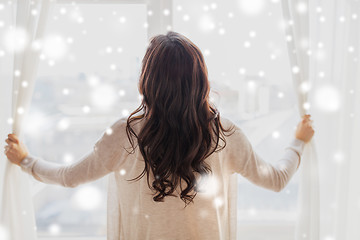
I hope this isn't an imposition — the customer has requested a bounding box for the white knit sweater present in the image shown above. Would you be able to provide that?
[20,116,305,240]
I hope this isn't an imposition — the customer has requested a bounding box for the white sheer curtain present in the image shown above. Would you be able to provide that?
[281,0,360,239]
[0,1,53,239]
[281,0,320,239]
[312,0,360,239]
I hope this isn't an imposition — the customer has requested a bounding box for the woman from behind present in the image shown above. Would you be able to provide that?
[5,31,315,240]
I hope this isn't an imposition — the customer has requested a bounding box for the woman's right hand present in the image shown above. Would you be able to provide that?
[295,114,315,143]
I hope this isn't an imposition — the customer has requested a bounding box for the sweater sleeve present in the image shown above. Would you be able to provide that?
[227,124,306,192]
[19,117,129,188]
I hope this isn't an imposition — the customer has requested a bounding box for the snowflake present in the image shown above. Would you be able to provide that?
[213,197,223,208]
[119,16,126,23]
[110,64,117,70]
[7,118,13,125]
[239,68,246,75]
[218,28,226,35]
[247,207,257,216]
[318,72,325,78]
[118,89,126,96]
[106,128,113,135]
[42,34,68,60]
[14,69,21,77]
[31,9,38,16]
[66,37,74,44]
[120,169,126,175]
[314,85,341,112]
[72,186,102,210]
[303,102,311,110]
[48,224,61,235]
[238,0,265,15]
[63,153,74,164]
[292,66,300,74]
[48,60,55,66]
[183,15,190,21]
[57,118,70,131]
[4,27,28,52]
[82,105,91,113]
[91,84,117,109]
[17,107,25,115]
[334,151,344,164]
[244,41,251,48]
[163,9,171,16]
[296,2,307,14]
[300,82,311,93]
[106,46,113,53]
[122,109,129,117]
[210,3,217,9]
[272,131,280,139]
[198,15,215,32]
[60,7,67,15]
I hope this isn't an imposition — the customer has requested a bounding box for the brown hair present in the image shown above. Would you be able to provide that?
[125,31,234,207]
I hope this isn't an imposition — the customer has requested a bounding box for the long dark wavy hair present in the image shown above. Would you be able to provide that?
[125,31,235,207]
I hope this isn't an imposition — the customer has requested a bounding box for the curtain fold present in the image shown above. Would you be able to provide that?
[316,0,360,239]
[280,1,320,239]
[0,1,53,239]
[281,0,360,239]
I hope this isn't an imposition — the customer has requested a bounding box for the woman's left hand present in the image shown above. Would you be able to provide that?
[4,134,29,166]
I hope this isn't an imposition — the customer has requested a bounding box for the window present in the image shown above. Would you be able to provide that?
[172,1,299,239]
[26,2,148,238]
[23,0,300,239]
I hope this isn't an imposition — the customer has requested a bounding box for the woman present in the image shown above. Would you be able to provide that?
[4,31,314,239]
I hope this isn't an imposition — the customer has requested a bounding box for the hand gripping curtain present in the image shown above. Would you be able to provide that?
[280,1,320,239]
[0,1,53,239]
